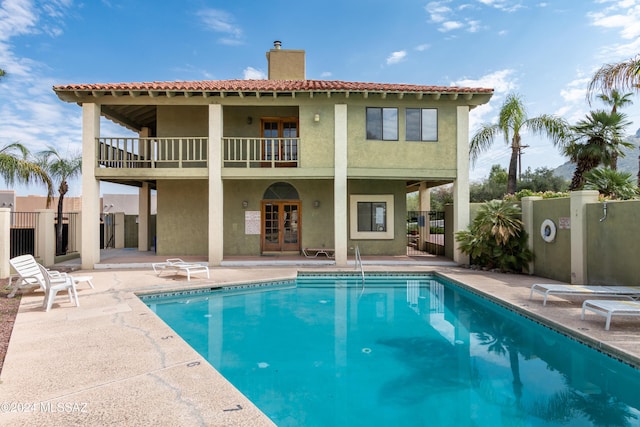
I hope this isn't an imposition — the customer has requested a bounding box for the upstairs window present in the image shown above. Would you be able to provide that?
[406,108,438,141]
[366,107,398,140]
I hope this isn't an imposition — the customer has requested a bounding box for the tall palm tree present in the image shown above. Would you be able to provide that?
[563,110,632,190]
[587,54,640,101]
[596,90,634,169]
[470,93,569,194]
[0,142,53,205]
[597,89,633,114]
[37,147,82,255]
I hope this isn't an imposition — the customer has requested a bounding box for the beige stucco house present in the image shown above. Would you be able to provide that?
[54,42,493,268]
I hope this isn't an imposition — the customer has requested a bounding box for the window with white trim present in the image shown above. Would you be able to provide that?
[350,194,395,239]
[406,108,438,141]
[366,107,398,140]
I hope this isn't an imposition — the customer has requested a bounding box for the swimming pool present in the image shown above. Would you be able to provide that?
[142,273,640,426]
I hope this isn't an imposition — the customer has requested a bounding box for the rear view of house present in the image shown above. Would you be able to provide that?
[53,42,493,268]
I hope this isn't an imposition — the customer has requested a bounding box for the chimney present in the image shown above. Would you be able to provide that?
[266,41,306,80]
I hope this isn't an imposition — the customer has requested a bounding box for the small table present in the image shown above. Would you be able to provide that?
[72,275,95,289]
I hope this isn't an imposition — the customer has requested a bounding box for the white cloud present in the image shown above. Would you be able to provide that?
[415,44,430,51]
[588,1,640,57]
[425,2,452,23]
[320,71,333,78]
[440,20,464,32]
[243,66,266,80]
[197,9,243,44]
[386,50,407,65]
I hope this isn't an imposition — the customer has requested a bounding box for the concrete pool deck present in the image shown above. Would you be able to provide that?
[2,257,640,426]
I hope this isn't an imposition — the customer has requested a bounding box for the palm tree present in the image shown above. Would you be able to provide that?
[0,69,5,78]
[563,110,633,190]
[597,89,633,114]
[470,93,569,194]
[37,147,82,255]
[587,54,640,101]
[0,142,53,205]
[596,90,633,168]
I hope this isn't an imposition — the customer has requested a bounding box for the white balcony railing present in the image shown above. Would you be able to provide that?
[96,137,299,169]
[97,137,208,168]
[223,137,299,168]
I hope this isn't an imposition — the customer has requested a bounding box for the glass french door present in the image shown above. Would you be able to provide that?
[261,118,298,166]
[261,201,301,252]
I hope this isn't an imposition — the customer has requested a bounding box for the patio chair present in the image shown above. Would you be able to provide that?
[37,264,79,311]
[152,258,210,281]
[9,254,79,311]
[529,283,640,306]
[581,300,640,330]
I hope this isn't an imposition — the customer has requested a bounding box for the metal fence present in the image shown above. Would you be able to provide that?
[10,211,39,258]
[9,211,80,258]
[407,211,445,256]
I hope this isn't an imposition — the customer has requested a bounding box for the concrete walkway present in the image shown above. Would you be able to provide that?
[2,261,640,426]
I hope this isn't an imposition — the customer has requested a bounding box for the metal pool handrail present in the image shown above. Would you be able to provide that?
[355,245,365,287]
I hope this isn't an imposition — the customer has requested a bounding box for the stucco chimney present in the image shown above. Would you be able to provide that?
[266,41,305,80]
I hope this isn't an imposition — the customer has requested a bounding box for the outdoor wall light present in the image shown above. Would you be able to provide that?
[242,200,249,208]
[313,200,320,208]
[247,116,253,125]
[314,113,320,122]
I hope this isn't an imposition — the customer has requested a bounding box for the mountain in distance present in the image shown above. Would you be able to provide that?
[552,130,640,181]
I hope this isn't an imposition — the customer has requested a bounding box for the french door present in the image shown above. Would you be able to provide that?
[261,201,301,252]
[262,118,298,166]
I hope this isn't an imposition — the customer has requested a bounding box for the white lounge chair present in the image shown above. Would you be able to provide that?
[302,248,335,258]
[152,258,210,282]
[37,264,79,311]
[529,283,640,306]
[8,255,79,311]
[581,300,640,330]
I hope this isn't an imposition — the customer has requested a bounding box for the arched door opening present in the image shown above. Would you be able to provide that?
[261,182,301,253]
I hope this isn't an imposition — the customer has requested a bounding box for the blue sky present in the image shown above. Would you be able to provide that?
[1,0,639,196]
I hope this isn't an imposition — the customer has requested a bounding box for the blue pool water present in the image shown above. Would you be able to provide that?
[143,274,640,426]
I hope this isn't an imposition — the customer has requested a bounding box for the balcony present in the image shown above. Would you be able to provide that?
[97,137,300,169]
[97,137,208,169]
[223,137,299,168]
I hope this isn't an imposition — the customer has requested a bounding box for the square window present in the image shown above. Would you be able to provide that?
[366,108,398,140]
[406,108,438,141]
[350,194,394,239]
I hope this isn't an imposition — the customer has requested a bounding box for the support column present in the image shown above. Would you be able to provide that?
[208,104,224,266]
[114,212,125,249]
[138,127,151,252]
[0,208,10,279]
[453,106,470,265]
[81,103,101,269]
[334,104,348,266]
[521,196,542,275]
[36,209,55,267]
[418,182,431,250]
[570,190,599,284]
[138,182,150,251]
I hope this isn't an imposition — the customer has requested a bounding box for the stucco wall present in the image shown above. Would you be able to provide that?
[156,180,208,255]
[346,100,459,177]
[532,198,571,282]
[586,200,640,286]
[347,180,406,255]
[222,179,335,256]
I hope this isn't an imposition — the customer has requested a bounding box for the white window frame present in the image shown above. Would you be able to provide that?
[349,194,395,240]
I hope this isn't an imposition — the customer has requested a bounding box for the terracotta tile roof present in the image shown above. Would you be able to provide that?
[53,79,493,94]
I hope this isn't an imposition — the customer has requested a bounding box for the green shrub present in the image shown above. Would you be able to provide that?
[455,200,533,273]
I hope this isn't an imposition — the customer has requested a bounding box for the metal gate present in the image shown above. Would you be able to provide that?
[407,211,444,256]
[101,213,115,249]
